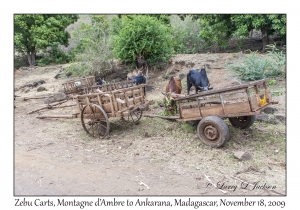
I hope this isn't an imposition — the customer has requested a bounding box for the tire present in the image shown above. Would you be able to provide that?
[228,115,256,129]
[197,116,229,148]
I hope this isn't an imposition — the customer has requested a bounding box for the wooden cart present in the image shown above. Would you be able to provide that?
[75,83,148,138]
[62,76,136,95]
[62,76,96,95]
[165,79,278,147]
[37,80,148,138]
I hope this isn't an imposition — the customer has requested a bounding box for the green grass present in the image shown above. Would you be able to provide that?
[79,132,94,142]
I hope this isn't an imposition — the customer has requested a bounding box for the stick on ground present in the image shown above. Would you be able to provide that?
[204,174,227,194]
[27,100,70,114]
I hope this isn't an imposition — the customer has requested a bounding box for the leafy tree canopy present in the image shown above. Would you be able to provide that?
[116,14,171,25]
[67,15,114,77]
[230,14,286,37]
[179,14,286,52]
[14,14,79,65]
[112,15,174,68]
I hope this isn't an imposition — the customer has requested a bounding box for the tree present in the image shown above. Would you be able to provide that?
[112,15,174,68]
[230,14,286,52]
[66,15,114,77]
[198,15,235,51]
[116,14,171,25]
[14,14,79,66]
[179,14,286,52]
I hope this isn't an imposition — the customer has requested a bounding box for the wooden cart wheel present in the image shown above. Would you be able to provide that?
[197,116,229,148]
[129,109,143,124]
[228,115,256,129]
[122,109,143,124]
[81,104,110,138]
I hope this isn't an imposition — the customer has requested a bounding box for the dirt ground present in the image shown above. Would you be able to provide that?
[14,53,286,196]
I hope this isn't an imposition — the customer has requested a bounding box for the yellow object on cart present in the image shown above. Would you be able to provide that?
[259,94,267,106]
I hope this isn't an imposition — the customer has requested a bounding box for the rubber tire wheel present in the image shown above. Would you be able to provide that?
[228,115,256,129]
[197,116,229,148]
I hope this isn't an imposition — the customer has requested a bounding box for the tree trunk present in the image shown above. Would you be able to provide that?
[261,28,269,53]
[27,50,36,66]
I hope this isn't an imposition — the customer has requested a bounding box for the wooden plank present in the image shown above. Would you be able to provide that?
[170,93,186,98]
[219,93,226,115]
[111,92,119,112]
[180,101,199,109]
[116,105,135,114]
[108,94,115,117]
[143,114,180,120]
[246,88,253,111]
[127,98,134,106]
[224,101,251,114]
[97,95,102,108]
[175,79,268,101]
[250,94,259,111]
[176,111,257,122]
[27,100,69,114]
[107,113,114,118]
[267,90,272,104]
[181,101,251,119]
[133,88,140,96]
[131,90,136,106]
[85,96,90,106]
[102,103,112,113]
[37,114,79,119]
[23,95,53,101]
[197,98,202,118]
[76,95,81,113]
[125,91,133,97]
[253,85,261,108]
[134,96,143,104]
[123,92,130,107]
[201,105,224,117]
[263,81,270,103]
[176,117,203,122]
[116,98,126,104]
[181,107,201,119]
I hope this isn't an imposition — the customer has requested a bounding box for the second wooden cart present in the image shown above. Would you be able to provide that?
[148,79,278,148]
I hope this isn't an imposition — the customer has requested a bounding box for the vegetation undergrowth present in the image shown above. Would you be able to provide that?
[225,44,286,81]
[36,42,74,66]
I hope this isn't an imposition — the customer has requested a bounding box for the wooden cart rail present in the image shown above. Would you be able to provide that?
[79,80,136,94]
[174,79,268,101]
[62,76,95,94]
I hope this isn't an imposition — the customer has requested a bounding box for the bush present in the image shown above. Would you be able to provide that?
[160,92,178,116]
[14,54,28,69]
[36,42,73,66]
[66,15,113,77]
[170,15,203,54]
[226,45,286,81]
[112,15,174,68]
